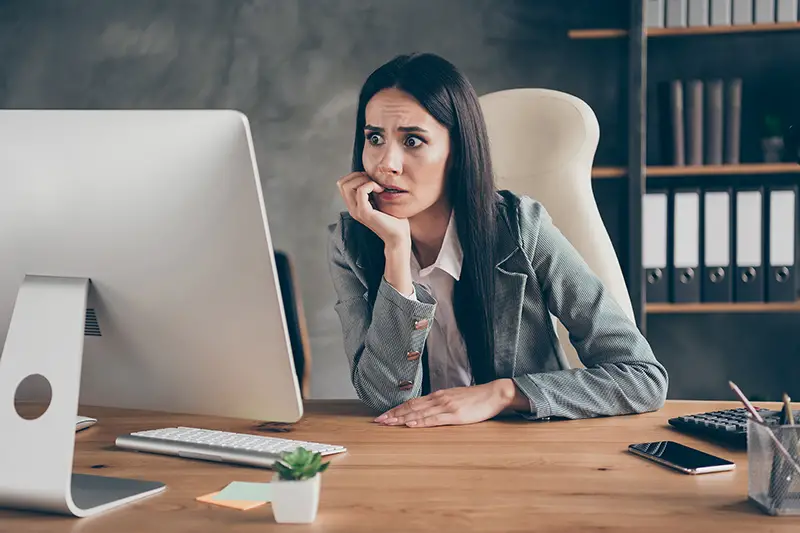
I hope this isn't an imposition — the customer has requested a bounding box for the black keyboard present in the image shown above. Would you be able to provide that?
[668,407,799,448]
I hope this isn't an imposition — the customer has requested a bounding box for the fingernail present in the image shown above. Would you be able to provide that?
[385,417,398,425]
[406,421,417,427]
[374,414,387,422]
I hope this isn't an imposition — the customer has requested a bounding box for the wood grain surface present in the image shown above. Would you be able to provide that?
[1,400,798,532]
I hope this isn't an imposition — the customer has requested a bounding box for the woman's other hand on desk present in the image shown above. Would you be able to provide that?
[373,379,530,427]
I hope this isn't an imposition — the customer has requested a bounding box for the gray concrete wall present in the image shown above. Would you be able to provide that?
[3,0,796,402]
[0,0,629,399]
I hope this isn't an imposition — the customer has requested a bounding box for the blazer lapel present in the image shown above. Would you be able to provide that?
[493,211,527,379]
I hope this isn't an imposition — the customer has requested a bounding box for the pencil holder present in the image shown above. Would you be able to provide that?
[747,418,800,515]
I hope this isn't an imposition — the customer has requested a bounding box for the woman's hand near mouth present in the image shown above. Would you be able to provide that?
[337,172,411,250]
[337,171,414,295]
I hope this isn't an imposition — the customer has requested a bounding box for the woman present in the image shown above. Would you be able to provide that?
[328,52,668,428]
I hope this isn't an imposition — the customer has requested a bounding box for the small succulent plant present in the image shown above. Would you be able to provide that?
[274,447,330,481]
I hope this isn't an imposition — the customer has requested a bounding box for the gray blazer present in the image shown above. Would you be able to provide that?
[327,190,668,420]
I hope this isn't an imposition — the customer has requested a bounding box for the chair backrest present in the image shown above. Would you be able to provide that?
[478,88,634,369]
[274,251,312,397]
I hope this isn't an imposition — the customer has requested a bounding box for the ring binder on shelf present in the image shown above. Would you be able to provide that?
[735,188,765,302]
[766,186,797,302]
[644,191,669,302]
[702,188,733,302]
[672,188,701,303]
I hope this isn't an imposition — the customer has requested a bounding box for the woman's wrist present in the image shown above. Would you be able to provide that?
[384,243,413,296]
[494,378,531,412]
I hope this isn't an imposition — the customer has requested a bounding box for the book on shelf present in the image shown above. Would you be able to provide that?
[705,79,724,165]
[686,80,704,166]
[689,0,710,26]
[656,80,685,166]
[667,0,689,27]
[655,77,741,167]
[732,0,753,24]
[711,0,732,25]
[725,79,742,164]
[646,0,665,27]
[777,0,799,22]
[754,0,776,23]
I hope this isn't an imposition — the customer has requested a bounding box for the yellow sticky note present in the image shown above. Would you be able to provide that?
[196,491,267,511]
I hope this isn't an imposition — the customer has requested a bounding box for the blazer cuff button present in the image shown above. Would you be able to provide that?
[398,380,413,391]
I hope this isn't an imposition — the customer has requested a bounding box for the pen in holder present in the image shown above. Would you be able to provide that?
[748,418,800,516]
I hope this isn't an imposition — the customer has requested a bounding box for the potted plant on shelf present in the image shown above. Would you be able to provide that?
[271,447,330,524]
[762,114,785,163]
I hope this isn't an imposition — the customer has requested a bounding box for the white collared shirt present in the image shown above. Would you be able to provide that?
[404,213,472,392]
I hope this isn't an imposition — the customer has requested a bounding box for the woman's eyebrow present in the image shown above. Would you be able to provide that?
[364,124,428,133]
[398,126,428,133]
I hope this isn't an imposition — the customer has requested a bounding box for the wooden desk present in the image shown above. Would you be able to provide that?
[1,400,798,532]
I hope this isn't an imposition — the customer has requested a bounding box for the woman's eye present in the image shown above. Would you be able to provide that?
[367,133,383,145]
[405,135,424,148]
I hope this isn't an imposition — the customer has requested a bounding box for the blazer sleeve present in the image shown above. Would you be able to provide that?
[328,216,437,413]
[510,198,669,420]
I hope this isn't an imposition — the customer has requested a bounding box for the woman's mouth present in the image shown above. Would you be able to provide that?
[376,184,408,201]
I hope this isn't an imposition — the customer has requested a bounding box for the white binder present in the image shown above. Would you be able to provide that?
[673,190,701,302]
[768,188,797,301]
[646,0,666,27]
[643,192,669,302]
[703,190,732,301]
[735,189,763,301]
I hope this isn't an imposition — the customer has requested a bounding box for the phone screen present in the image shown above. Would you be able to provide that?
[629,441,734,470]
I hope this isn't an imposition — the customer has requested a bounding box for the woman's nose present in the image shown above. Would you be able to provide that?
[376,144,402,175]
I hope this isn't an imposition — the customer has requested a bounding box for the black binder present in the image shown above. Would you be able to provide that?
[701,187,733,302]
[766,185,798,302]
[734,187,765,302]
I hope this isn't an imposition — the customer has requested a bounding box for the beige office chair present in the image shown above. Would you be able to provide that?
[479,88,634,369]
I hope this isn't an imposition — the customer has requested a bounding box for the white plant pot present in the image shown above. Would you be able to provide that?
[271,473,321,524]
[762,136,785,162]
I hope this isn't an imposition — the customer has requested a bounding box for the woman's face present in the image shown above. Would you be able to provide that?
[362,88,451,219]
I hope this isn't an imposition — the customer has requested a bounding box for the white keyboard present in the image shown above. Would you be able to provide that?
[115,426,346,468]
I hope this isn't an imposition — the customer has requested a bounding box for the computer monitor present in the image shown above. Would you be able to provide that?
[0,110,304,516]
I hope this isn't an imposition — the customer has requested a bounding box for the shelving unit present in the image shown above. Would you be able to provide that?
[569,21,800,39]
[591,163,800,179]
[592,166,627,179]
[569,28,629,39]
[647,162,800,176]
[572,3,800,332]
[648,301,800,314]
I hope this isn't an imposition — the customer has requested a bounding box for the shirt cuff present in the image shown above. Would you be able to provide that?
[384,279,418,301]
[512,375,551,420]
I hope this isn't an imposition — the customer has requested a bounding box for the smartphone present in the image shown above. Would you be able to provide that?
[628,441,735,474]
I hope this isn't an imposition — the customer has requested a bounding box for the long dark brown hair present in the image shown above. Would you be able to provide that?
[350,52,499,385]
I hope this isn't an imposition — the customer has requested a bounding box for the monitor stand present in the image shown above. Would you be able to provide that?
[0,275,165,517]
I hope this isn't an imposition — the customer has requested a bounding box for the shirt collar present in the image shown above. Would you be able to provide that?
[411,211,463,281]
